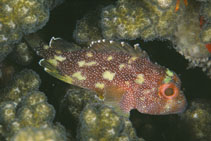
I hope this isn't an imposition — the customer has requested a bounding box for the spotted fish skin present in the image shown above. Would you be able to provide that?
[39,38,187,116]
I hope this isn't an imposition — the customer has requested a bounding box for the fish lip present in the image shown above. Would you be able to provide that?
[172,93,188,114]
[179,95,188,113]
[163,92,188,115]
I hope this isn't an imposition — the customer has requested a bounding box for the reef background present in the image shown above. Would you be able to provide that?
[38,0,211,140]
[39,0,211,104]
[0,0,211,141]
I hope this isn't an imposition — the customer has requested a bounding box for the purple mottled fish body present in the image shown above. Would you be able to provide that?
[39,38,187,116]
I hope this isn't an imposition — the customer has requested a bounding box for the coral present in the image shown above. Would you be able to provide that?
[173,0,211,78]
[0,0,51,47]
[0,91,56,131]
[21,90,47,106]
[203,59,211,78]
[78,103,144,141]
[59,87,102,139]
[16,91,55,127]
[150,0,174,9]
[0,69,41,104]
[180,99,211,141]
[101,0,180,40]
[174,10,209,59]
[0,70,61,141]
[11,125,66,141]
[0,44,14,62]
[101,1,151,40]
[201,24,211,43]
[61,87,102,121]
[73,12,103,45]
[0,101,16,124]
[200,1,211,22]
[13,42,34,66]
[0,61,15,88]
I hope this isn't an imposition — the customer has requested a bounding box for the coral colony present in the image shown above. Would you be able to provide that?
[0,0,210,140]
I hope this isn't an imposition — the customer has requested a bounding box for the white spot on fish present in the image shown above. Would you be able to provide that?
[72,71,86,80]
[134,74,144,84]
[95,82,105,89]
[102,71,115,81]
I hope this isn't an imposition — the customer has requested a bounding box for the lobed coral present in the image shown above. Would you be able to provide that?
[201,24,211,44]
[0,0,51,46]
[0,61,15,88]
[101,0,181,40]
[73,12,103,46]
[101,0,151,40]
[0,45,14,62]
[173,0,211,78]
[0,69,41,104]
[0,69,66,140]
[13,42,34,66]
[180,99,211,141]
[200,1,211,22]
[78,104,144,141]
[11,125,66,141]
[61,87,102,121]
[174,6,209,59]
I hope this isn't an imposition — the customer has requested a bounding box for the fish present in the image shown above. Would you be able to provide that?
[38,37,187,117]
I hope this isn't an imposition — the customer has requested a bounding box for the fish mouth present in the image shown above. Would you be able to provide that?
[176,96,187,113]
[171,93,188,114]
[160,91,187,115]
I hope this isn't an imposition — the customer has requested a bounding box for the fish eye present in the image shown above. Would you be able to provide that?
[164,88,174,96]
[159,83,179,99]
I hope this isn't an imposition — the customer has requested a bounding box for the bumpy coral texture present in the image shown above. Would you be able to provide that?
[0,69,65,140]
[11,126,66,141]
[180,100,211,141]
[0,0,50,46]
[78,104,144,141]
[101,0,180,40]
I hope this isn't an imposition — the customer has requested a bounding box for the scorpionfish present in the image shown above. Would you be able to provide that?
[38,37,187,116]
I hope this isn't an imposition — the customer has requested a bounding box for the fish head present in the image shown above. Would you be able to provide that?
[136,69,187,115]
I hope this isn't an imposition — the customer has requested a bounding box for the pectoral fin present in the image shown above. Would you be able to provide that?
[103,86,129,117]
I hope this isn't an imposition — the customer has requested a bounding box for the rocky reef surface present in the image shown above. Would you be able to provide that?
[0,0,210,141]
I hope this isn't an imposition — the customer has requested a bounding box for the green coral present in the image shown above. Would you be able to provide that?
[0,44,14,62]
[78,104,144,141]
[0,69,41,103]
[101,1,151,40]
[0,90,57,140]
[11,126,66,141]
[17,91,55,127]
[73,12,103,46]
[59,87,102,138]
[201,24,211,43]
[0,0,51,46]
[150,0,174,9]
[101,0,180,40]
[13,42,34,65]
[0,69,65,140]
[174,1,210,59]
[0,101,16,124]
[180,100,211,141]
[200,1,211,22]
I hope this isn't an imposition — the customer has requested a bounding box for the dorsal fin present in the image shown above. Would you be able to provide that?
[87,40,148,58]
[49,37,82,52]
[37,37,82,58]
